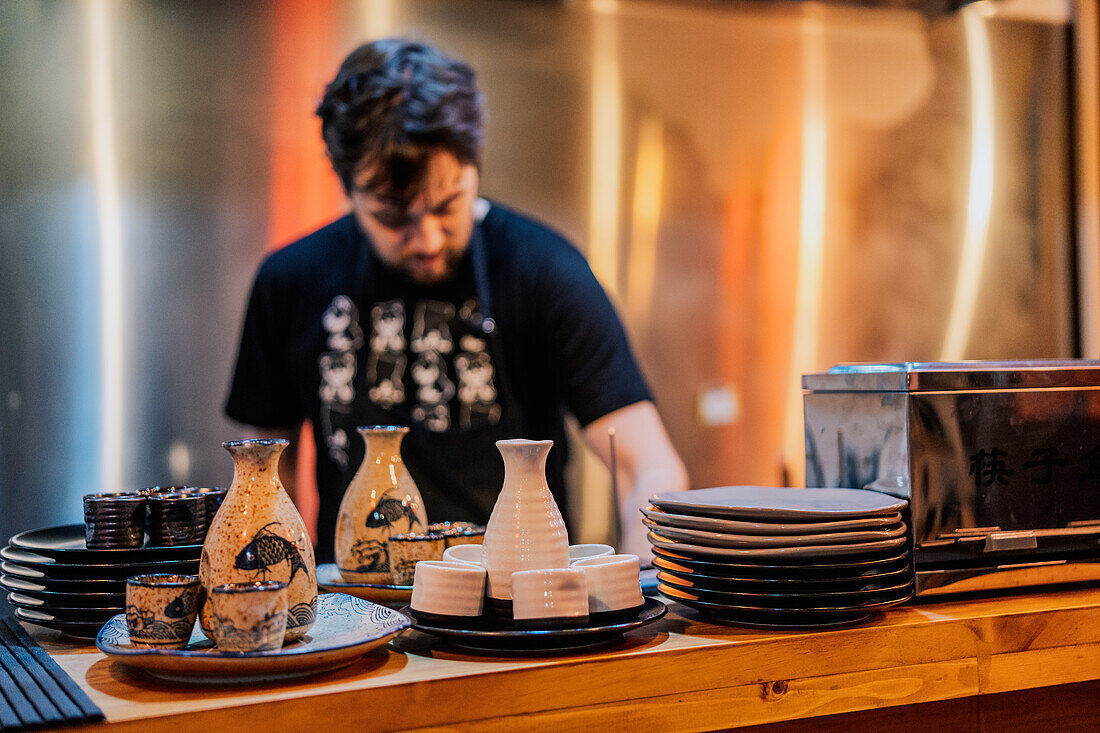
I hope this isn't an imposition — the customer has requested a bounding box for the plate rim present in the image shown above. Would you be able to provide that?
[655,571,915,601]
[658,581,915,614]
[316,563,412,591]
[0,562,134,585]
[651,546,910,572]
[1,574,126,595]
[641,518,907,547]
[7,591,122,613]
[650,486,908,520]
[1,546,200,571]
[94,589,411,655]
[14,607,111,630]
[95,592,411,662]
[648,532,908,559]
[650,558,913,587]
[9,525,202,557]
[641,506,903,535]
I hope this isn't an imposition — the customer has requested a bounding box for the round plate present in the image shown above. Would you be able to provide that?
[0,547,198,581]
[9,525,201,561]
[650,487,907,520]
[96,593,411,684]
[0,563,127,590]
[641,506,903,535]
[656,572,915,607]
[7,593,121,624]
[658,582,914,627]
[651,546,910,577]
[2,576,125,606]
[647,532,907,560]
[14,608,110,640]
[650,557,913,592]
[316,564,412,605]
[642,518,906,548]
[403,597,667,653]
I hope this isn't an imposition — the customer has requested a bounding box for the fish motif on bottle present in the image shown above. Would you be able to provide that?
[234,522,310,582]
[364,496,423,530]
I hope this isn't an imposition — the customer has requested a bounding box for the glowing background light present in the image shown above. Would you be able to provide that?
[783,7,828,487]
[579,0,624,540]
[87,0,125,492]
[588,0,623,296]
[626,116,664,328]
[940,4,995,361]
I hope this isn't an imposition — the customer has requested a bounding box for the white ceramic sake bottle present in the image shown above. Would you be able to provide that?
[482,439,570,601]
[334,426,428,583]
[200,439,317,643]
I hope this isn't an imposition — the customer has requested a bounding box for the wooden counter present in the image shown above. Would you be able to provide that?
[32,586,1100,732]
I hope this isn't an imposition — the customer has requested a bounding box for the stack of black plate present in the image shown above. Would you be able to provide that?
[1,525,201,639]
[646,486,915,629]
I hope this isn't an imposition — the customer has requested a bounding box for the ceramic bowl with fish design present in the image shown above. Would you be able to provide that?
[209,580,288,652]
[126,574,204,649]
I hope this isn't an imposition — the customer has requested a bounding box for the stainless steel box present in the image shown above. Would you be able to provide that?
[803,361,1100,595]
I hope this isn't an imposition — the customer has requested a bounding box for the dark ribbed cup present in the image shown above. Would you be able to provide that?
[148,493,206,546]
[83,492,147,548]
[187,487,228,533]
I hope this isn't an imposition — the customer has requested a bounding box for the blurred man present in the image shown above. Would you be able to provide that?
[226,39,688,563]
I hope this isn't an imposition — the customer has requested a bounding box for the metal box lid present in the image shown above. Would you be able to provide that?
[802,360,1100,392]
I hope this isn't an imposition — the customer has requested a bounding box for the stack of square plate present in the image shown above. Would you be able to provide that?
[646,486,915,629]
[2,525,201,638]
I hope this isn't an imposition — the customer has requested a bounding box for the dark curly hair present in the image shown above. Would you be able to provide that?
[316,39,485,205]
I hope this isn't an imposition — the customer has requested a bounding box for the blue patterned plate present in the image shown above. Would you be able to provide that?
[316,563,412,606]
[95,593,410,683]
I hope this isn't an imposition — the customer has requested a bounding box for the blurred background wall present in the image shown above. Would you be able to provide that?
[0,0,1093,590]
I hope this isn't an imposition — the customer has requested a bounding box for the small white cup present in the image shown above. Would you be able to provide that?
[441,543,485,567]
[568,543,615,564]
[511,568,588,626]
[411,561,487,617]
[572,554,644,614]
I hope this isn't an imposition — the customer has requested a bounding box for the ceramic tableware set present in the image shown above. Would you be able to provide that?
[2,482,230,639]
[92,438,410,682]
[320,426,486,605]
[1,524,203,639]
[402,439,666,652]
[647,486,916,629]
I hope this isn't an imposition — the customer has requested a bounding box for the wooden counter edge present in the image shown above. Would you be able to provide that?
[39,588,1100,732]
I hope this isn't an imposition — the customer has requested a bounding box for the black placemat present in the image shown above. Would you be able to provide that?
[0,616,103,729]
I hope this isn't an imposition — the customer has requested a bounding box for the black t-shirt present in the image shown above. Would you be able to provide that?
[225,201,652,562]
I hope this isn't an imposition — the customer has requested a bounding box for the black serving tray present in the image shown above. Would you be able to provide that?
[403,597,667,653]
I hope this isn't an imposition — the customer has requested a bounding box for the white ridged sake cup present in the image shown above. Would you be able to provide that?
[442,544,485,567]
[572,554,644,615]
[568,543,615,564]
[510,568,588,626]
[410,561,487,617]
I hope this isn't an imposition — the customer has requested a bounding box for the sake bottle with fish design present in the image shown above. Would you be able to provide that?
[199,439,317,643]
[335,426,428,583]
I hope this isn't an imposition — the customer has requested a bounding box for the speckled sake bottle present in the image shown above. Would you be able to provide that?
[482,439,570,602]
[199,439,317,643]
[335,426,428,584]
